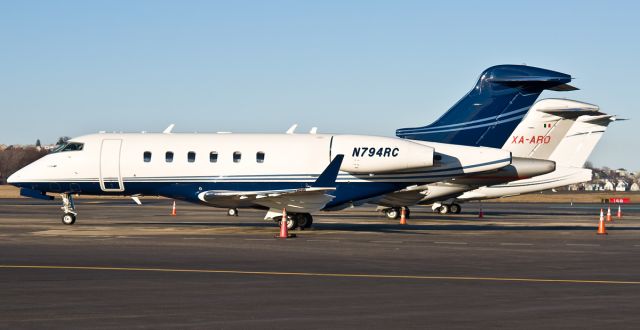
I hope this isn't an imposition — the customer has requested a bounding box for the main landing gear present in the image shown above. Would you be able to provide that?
[433,203,462,214]
[227,208,239,216]
[274,213,313,230]
[60,193,77,225]
[383,207,410,220]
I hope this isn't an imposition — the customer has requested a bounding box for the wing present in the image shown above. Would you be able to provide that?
[198,187,336,213]
[197,154,345,213]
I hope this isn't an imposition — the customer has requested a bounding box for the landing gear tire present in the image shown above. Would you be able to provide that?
[438,204,450,214]
[60,193,77,225]
[404,207,411,219]
[61,213,76,225]
[295,213,313,229]
[385,208,400,220]
[227,208,239,216]
[276,216,298,230]
[451,204,462,214]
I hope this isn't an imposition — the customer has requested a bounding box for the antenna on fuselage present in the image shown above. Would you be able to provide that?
[163,124,175,134]
[309,127,318,134]
[286,124,298,134]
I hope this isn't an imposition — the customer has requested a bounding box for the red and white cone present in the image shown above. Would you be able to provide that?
[399,207,407,225]
[171,201,177,216]
[276,208,296,239]
[478,205,484,219]
[617,204,622,219]
[597,208,607,235]
[606,206,612,222]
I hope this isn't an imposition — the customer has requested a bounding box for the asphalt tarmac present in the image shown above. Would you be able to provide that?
[1,198,639,329]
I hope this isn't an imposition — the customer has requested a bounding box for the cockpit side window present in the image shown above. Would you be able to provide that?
[52,142,84,153]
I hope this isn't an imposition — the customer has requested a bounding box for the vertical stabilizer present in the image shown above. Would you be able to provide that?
[502,99,601,159]
[549,114,619,167]
[396,65,574,148]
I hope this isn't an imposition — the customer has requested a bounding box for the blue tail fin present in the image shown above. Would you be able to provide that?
[395,65,574,148]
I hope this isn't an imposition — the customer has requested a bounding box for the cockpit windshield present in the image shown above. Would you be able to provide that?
[52,142,84,153]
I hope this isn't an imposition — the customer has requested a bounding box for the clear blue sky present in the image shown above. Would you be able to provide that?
[1,1,637,169]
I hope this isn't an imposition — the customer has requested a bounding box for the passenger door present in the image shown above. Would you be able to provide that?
[99,139,124,192]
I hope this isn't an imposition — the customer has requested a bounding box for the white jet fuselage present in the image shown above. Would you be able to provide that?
[9,132,511,211]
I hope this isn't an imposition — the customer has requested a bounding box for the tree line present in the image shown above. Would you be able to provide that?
[0,146,50,184]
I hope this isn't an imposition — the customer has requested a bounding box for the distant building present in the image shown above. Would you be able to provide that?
[0,144,6,151]
[585,183,603,191]
[616,180,629,192]
[603,180,615,191]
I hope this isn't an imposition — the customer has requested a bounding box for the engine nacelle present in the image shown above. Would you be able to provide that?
[331,135,434,174]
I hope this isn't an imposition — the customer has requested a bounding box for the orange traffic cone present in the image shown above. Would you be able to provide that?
[617,204,622,219]
[276,208,296,239]
[399,207,407,225]
[171,201,177,216]
[597,208,607,235]
[606,206,612,222]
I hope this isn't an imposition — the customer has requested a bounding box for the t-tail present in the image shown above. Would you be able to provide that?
[502,99,602,159]
[548,113,623,168]
[396,65,575,148]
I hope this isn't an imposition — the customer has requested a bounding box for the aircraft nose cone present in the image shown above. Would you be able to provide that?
[7,167,27,186]
[7,171,18,184]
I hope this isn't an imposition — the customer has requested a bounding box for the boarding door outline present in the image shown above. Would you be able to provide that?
[99,139,125,192]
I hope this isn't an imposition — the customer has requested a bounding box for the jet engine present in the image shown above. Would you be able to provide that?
[331,135,435,174]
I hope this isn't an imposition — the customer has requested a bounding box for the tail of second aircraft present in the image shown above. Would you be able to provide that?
[548,114,621,168]
[502,99,602,159]
[396,65,575,148]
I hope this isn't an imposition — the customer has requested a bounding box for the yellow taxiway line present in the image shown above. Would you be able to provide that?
[1,264,639,285]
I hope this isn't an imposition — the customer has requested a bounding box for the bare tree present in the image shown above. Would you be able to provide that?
[0,146,49,184]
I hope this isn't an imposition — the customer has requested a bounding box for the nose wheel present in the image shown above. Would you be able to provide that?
[62,213,76,225]
[60,193,78,225]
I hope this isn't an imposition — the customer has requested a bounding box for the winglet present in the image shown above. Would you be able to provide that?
[163,124,175,134]
[311,154,344,188]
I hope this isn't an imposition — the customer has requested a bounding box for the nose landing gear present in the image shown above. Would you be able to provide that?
[60,193,77,225]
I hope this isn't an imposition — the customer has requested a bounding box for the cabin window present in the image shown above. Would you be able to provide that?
[165,151,174,163]
[210,151,218,163]
[143,151,152,162]
[233,151,242,163]
[256,151,265,163]
[188,151,196,163]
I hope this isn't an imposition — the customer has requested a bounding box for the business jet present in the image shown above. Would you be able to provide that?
[374,98,596,217]
[8,64,572,229]
[453,110,621,204]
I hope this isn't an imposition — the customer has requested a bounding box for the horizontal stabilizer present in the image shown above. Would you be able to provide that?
[580,115,620,126]
[548,83,579,91]
[489,76,573,84]
[539,108,603,119]
[537,99,600,119]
